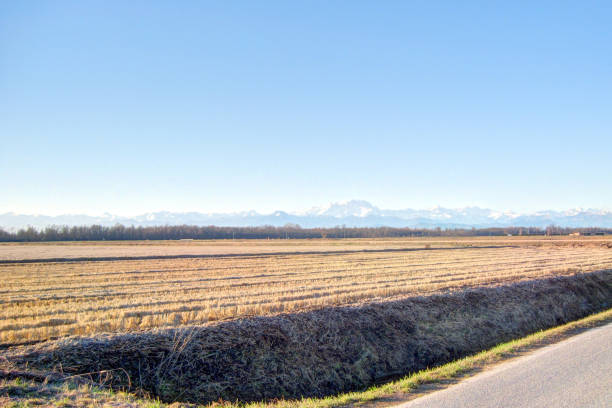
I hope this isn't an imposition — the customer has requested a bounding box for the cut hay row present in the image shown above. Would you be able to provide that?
[3,246,607,292]
[2,244,612,344]
[0,248,601,290]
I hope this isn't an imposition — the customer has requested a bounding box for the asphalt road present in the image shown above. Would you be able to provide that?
[397,322,612,408]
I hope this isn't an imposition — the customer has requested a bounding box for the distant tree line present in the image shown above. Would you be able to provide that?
[0,224,610,242]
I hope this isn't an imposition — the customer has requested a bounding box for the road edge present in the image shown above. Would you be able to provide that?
[337,307,612,408]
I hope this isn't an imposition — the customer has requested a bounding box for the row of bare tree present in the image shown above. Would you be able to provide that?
[0,224,609,242]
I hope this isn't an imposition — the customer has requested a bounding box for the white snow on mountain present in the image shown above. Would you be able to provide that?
[304,200,378,217]
[1,200,611,229]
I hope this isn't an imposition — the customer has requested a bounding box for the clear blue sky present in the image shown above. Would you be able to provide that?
[1,1,611,215]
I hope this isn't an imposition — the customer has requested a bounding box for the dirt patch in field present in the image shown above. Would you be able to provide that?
[5,270,611,404]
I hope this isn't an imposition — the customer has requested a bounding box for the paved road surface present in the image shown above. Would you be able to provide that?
[396,322,612,408]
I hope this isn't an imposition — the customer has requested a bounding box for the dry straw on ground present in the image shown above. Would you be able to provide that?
[2,238,612,345]
[6,271,611,404]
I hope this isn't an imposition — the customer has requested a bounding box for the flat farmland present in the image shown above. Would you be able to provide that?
[1,237,612,345]
[2,236,611,261]
[0,239,454,261]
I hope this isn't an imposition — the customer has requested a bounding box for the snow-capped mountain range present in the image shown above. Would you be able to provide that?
[2,200,612,230]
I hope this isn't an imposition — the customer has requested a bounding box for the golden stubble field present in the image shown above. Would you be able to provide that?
[2,237,611,345]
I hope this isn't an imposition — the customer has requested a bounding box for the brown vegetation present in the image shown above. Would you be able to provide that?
[1,235,611,261]
[5,271,611,404]
[2,241,612,345]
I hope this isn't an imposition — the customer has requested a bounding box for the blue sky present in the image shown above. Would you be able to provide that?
[1,1,611,215]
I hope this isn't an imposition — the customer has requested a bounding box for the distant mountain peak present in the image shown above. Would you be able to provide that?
[1,201,611,230]
[306,199,380,218]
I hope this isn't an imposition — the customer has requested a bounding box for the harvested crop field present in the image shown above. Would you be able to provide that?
[1,236,611,261]
[5,272,612,403]
[2,237,612,345]
[1,237,612,404]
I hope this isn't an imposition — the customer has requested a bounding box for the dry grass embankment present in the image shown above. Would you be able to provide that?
[5,271,611,404]
[2,242,612,344]
[1,308,611,408]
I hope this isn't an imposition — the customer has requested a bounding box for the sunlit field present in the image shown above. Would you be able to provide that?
[2,237,611,345]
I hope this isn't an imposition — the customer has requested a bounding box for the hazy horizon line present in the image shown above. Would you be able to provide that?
[3,200,611,218]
